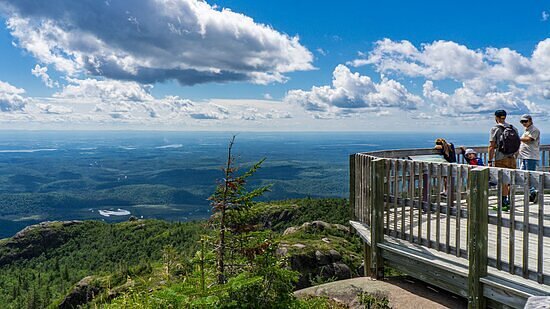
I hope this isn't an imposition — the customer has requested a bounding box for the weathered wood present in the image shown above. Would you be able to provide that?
[468,166,489,309]
[393,159,398,237]
[426,162,432,248]
[382,249,469,298]
[537,174,544,284]
[510,172,516,274]
[370,158,385,279]
[496,169,503,270]
[350,154,356,220]
[351,147,550,305]
[385,160,391,234]
[418,161,424,244]
[446,164,452,254]
[354,154,363,221]
[523,171,530,279]
[350,220,371,244]
[409,161,415,242]
[364,242,371,277]
[482,270,550,308]
[436,163,442,249]
[456,166,463,257]
[400,160,406,240]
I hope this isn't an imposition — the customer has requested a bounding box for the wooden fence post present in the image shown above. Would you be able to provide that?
[350,154,356,220]
[370,158,386,279]
[467,167,489,309]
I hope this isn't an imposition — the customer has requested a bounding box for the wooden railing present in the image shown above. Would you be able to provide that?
[350,146,550,308]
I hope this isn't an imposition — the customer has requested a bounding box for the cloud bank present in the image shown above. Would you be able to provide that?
[348,38,550,116]
[1,0,314,85]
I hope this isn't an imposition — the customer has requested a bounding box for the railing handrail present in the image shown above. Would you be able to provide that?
[351,146,550,292]
[358,144,550,161]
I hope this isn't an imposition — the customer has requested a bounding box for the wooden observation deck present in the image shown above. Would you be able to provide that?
[350,146,550,308]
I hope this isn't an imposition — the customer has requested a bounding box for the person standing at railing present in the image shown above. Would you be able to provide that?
[519,114,540,203]
[488,110,521,211]
[435,138,457,196]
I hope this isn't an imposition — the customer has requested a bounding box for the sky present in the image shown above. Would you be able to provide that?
[0,0,548,131]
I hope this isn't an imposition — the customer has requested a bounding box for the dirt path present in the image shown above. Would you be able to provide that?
[294,276,467,308]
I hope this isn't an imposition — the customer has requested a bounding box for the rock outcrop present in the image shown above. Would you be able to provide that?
[278,220,354,289]
[283,220,350,236]
[0,221,83,266]
[295,277,468,308]
[286,248,352,289]
[59,276,103,309]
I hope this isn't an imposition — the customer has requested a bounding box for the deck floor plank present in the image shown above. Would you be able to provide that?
[383,192,550,278]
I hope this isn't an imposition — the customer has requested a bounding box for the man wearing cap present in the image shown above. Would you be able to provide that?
[519,114,540,203]
[489,109,519,210]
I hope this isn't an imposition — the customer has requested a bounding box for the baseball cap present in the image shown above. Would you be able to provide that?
[494,110,507,117]
[465,149,476,155]
[520,114,532,121]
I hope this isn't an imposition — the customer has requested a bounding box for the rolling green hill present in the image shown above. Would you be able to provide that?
[0,198,358,308]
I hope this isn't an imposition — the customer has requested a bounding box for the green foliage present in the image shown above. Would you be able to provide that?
[247,198,352,232]
[209,136,271,284]
[0,220,202,307]
[358,291,391,309]
[0,196,358,308]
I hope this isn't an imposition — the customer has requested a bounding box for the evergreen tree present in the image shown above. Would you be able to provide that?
[209,136,270,284]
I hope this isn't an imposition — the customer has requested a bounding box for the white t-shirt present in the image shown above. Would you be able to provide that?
[519,124,540,160]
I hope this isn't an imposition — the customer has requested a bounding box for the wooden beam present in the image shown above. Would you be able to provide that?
[349,154,356,220]
[370,158,386,279]
[467,166,489,309]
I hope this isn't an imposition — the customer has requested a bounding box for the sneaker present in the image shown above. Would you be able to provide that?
[440,191,447,197]
[502,199,510,211]
[493,200,510,212]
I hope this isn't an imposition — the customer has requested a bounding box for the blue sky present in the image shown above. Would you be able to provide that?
[0,0,548,131]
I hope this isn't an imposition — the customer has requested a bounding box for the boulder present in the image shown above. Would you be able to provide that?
[288,248,352,289]
[283,226,300,236]
[59,276,103,309]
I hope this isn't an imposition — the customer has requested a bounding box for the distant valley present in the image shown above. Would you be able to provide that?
[0,131,490,238]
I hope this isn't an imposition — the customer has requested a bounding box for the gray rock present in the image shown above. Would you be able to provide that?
[333,224,350,233]
[1,221,84,266]
[283,226,299,236]
[276,247,289,256]
[315,250,330,265]
[328,249,342,262]
[311,221,332,230]
[59,276,102,309]
[320,262,352,280]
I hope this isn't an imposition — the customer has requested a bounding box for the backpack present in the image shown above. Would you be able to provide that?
[497,124,520,155]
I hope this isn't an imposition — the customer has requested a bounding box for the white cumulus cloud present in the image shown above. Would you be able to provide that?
[284,64,422,118]
[0,80,28,112]
[31,64,58,88]
[350,38,550,116]
[1,0,314,85]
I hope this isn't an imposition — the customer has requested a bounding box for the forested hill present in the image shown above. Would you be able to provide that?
[0,198,358,308]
